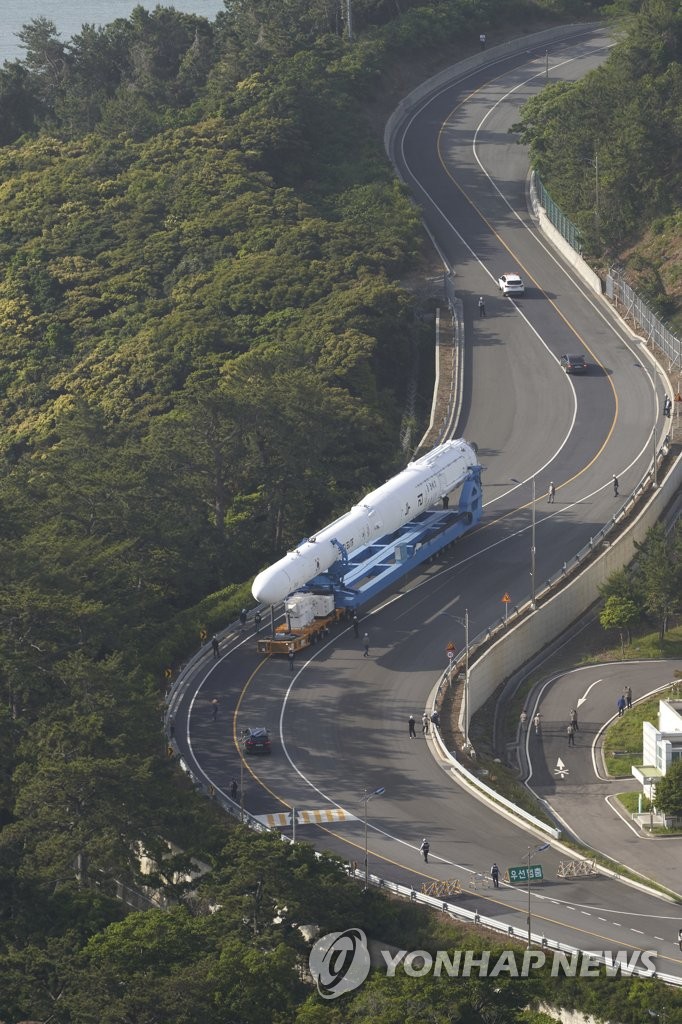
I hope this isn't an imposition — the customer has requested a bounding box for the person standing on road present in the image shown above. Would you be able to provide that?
[625,686,632,709]
[211,698,219,721]
[420,838,430,863]
[547,482,556,504]
[617,694,626,717]
[570,707,578,731]
[254,612,262,635]
[352,612,360,637]
[422,712,429,735]
[567,722,576,746]
[363,632,370,657]
[478,295,486,317]
[230,778,238,801]
[288,647,295,673]
[212,634,220,658]
[520,710,527,729]
[534,713,542,735]
[613,474,619,497]
[408,715,417,738]
[491,863,500,888]
[479,32,486,50]
[430,710,440,728]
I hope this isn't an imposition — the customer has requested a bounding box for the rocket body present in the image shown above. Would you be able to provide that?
[252,438,477,606]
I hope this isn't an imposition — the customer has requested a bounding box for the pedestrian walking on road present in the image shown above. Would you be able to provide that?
[431,710,440,728]
[408,715,417,738]
[570,707,578,731]
[617,694,626,717]
[212,634,220,658]
[254,612,262,635]
[491,863,500,888]
[211,698,219,721]
[567,722,575,746]
[520,710,527,728]
[288,647,295,673]
[613,474,619,497]
[625,686,632,709]
[479,32,486,50]
[478,295,486,317]
[547,481,556,504]
[534,713,542,735]
[230,778,238,801]
[420,838,430,863]
[422,712,429,735]
[352,612,360,637]
[363,632,370,657]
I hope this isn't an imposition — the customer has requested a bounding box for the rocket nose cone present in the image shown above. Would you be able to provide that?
[252,564,293,606]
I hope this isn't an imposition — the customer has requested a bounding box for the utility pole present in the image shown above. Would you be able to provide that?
[463,608,470,748]
[346,0,353,41]
[530,476,536,608]
[594,147,600,247]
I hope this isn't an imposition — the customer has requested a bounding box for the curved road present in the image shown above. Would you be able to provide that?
[175,25,682,982]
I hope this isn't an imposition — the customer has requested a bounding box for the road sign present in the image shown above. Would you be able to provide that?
[508,864,544,883]
[447,650,455,661]
[502,592,511,603]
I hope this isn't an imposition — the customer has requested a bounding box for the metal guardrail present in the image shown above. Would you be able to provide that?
[607,266,682,373]
[349,868,680,986]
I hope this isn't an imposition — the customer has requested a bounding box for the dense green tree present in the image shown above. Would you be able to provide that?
[599,595,641,654]
[633,523,682,640]
[655,759,682,818]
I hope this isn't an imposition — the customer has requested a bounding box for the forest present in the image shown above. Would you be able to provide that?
[515,0,682,327]
[0,0,680,1020]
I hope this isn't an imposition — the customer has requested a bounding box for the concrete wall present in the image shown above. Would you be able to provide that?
[537,207,602,294]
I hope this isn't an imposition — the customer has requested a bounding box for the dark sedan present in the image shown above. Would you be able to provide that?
[242,727,272,754]
[560,353,588,374]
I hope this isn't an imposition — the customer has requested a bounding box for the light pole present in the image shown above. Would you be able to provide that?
[511,477,536,608]
[363,786,385,889]
[523,842,549,948]
[440,610,470,747]
[462,609,470,748]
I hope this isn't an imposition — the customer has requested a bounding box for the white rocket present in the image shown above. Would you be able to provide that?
[252,438,478,606]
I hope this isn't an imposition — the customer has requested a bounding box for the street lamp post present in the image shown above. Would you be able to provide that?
[523,842,549,948]
[463,608,470,748]
[530,476,536,608]
[511,477,536,608]
[363,786,385,889]
[441,610,470,747]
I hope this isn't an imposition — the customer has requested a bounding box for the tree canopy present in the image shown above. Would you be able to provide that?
[1,0,678,1021]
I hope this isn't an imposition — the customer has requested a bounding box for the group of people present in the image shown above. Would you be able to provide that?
[547,475,620,503]
[409,711,440,737]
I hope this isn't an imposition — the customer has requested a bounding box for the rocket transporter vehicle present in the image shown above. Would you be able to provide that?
[252,438,480,609]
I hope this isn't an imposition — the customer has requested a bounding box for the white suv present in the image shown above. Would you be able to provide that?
[498,273,525,296]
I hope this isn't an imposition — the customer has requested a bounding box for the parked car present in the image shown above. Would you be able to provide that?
[560,353,588,374]
[242,727,272,754]
[497,273,525,296]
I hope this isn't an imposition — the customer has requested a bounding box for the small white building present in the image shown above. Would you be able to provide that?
[632,698,682,796]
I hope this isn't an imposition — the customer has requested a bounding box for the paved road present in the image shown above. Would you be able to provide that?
[523,660,682,896]
[174,25,682,983]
